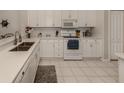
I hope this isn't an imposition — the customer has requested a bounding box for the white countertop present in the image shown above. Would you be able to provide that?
[0,38,40,83]
[0,37,14,47]
[40,37,64,40]
[39,37,103,40]
[115,53,124,60]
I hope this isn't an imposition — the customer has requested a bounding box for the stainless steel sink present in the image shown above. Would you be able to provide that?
[10,42,35,52]
[18,42,34,47]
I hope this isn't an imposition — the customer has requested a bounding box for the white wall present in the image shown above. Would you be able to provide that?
[18,11,28,36]
[0,10,19,34]
[0,10,28,36]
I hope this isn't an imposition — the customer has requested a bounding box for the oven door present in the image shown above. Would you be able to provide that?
[67,39,79,49]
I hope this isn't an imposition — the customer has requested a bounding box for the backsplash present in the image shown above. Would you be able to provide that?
[31,28,61,38]
[30,27,103,38]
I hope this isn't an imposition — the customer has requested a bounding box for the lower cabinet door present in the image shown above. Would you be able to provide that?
[82,39,103,58]
[40,40,48,57]
[21,56,36,83]
[90,40,97,57]
[58,40,64,57]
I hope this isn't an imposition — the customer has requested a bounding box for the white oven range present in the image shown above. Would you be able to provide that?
[64,37,82,60]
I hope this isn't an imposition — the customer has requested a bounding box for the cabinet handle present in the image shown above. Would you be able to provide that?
[22,71,25,76]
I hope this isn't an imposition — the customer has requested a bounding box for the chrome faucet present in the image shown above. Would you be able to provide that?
[14,31,22,45]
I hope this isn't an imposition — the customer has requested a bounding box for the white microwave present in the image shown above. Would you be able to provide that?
[62,19,78,28]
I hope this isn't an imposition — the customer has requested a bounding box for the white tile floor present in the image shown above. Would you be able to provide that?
[39,58,119,83]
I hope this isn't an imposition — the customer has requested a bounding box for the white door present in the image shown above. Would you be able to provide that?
[109,11,123,59]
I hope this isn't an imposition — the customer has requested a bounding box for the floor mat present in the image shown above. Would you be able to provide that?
[34,65,57,83]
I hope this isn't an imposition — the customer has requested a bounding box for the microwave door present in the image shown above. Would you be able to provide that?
[64,23,73,26]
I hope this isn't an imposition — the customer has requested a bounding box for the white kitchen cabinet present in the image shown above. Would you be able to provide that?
[40,39,63,58]
[62,10,78,19]
[38,10,46,27]
[54,39,64,57]
[28,10,61,27]
[58,40,64,57]
[45,11,54,27]
[53,11,61,27]
[86,10,96,27]
[47,40,55,57]
[78,10,96,27]
[21,55,36,83]
[39,10,61,27]
[82,40,87,57]
[82,39,103,57]
[40,39,54,57]
[14,59,30,83]
[40,39,48,57]
[82,40,97,57]
[89,40,97,57]
[14,43,40,83]
[78,10,86,27]
[28,11,38,27]
[28,10,96,27]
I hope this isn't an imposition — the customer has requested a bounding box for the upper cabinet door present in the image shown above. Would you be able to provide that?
[53,11,61,27]
[45,11,54,27]
[28,10,96,27]
[86,10,96,27]
[38,10,46,27]
[38,11,54,27]
[78,10,87,27]
[28,11,38,27]
[78,10,96,27]
[61,10,78,19]
[38,10,61,27]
